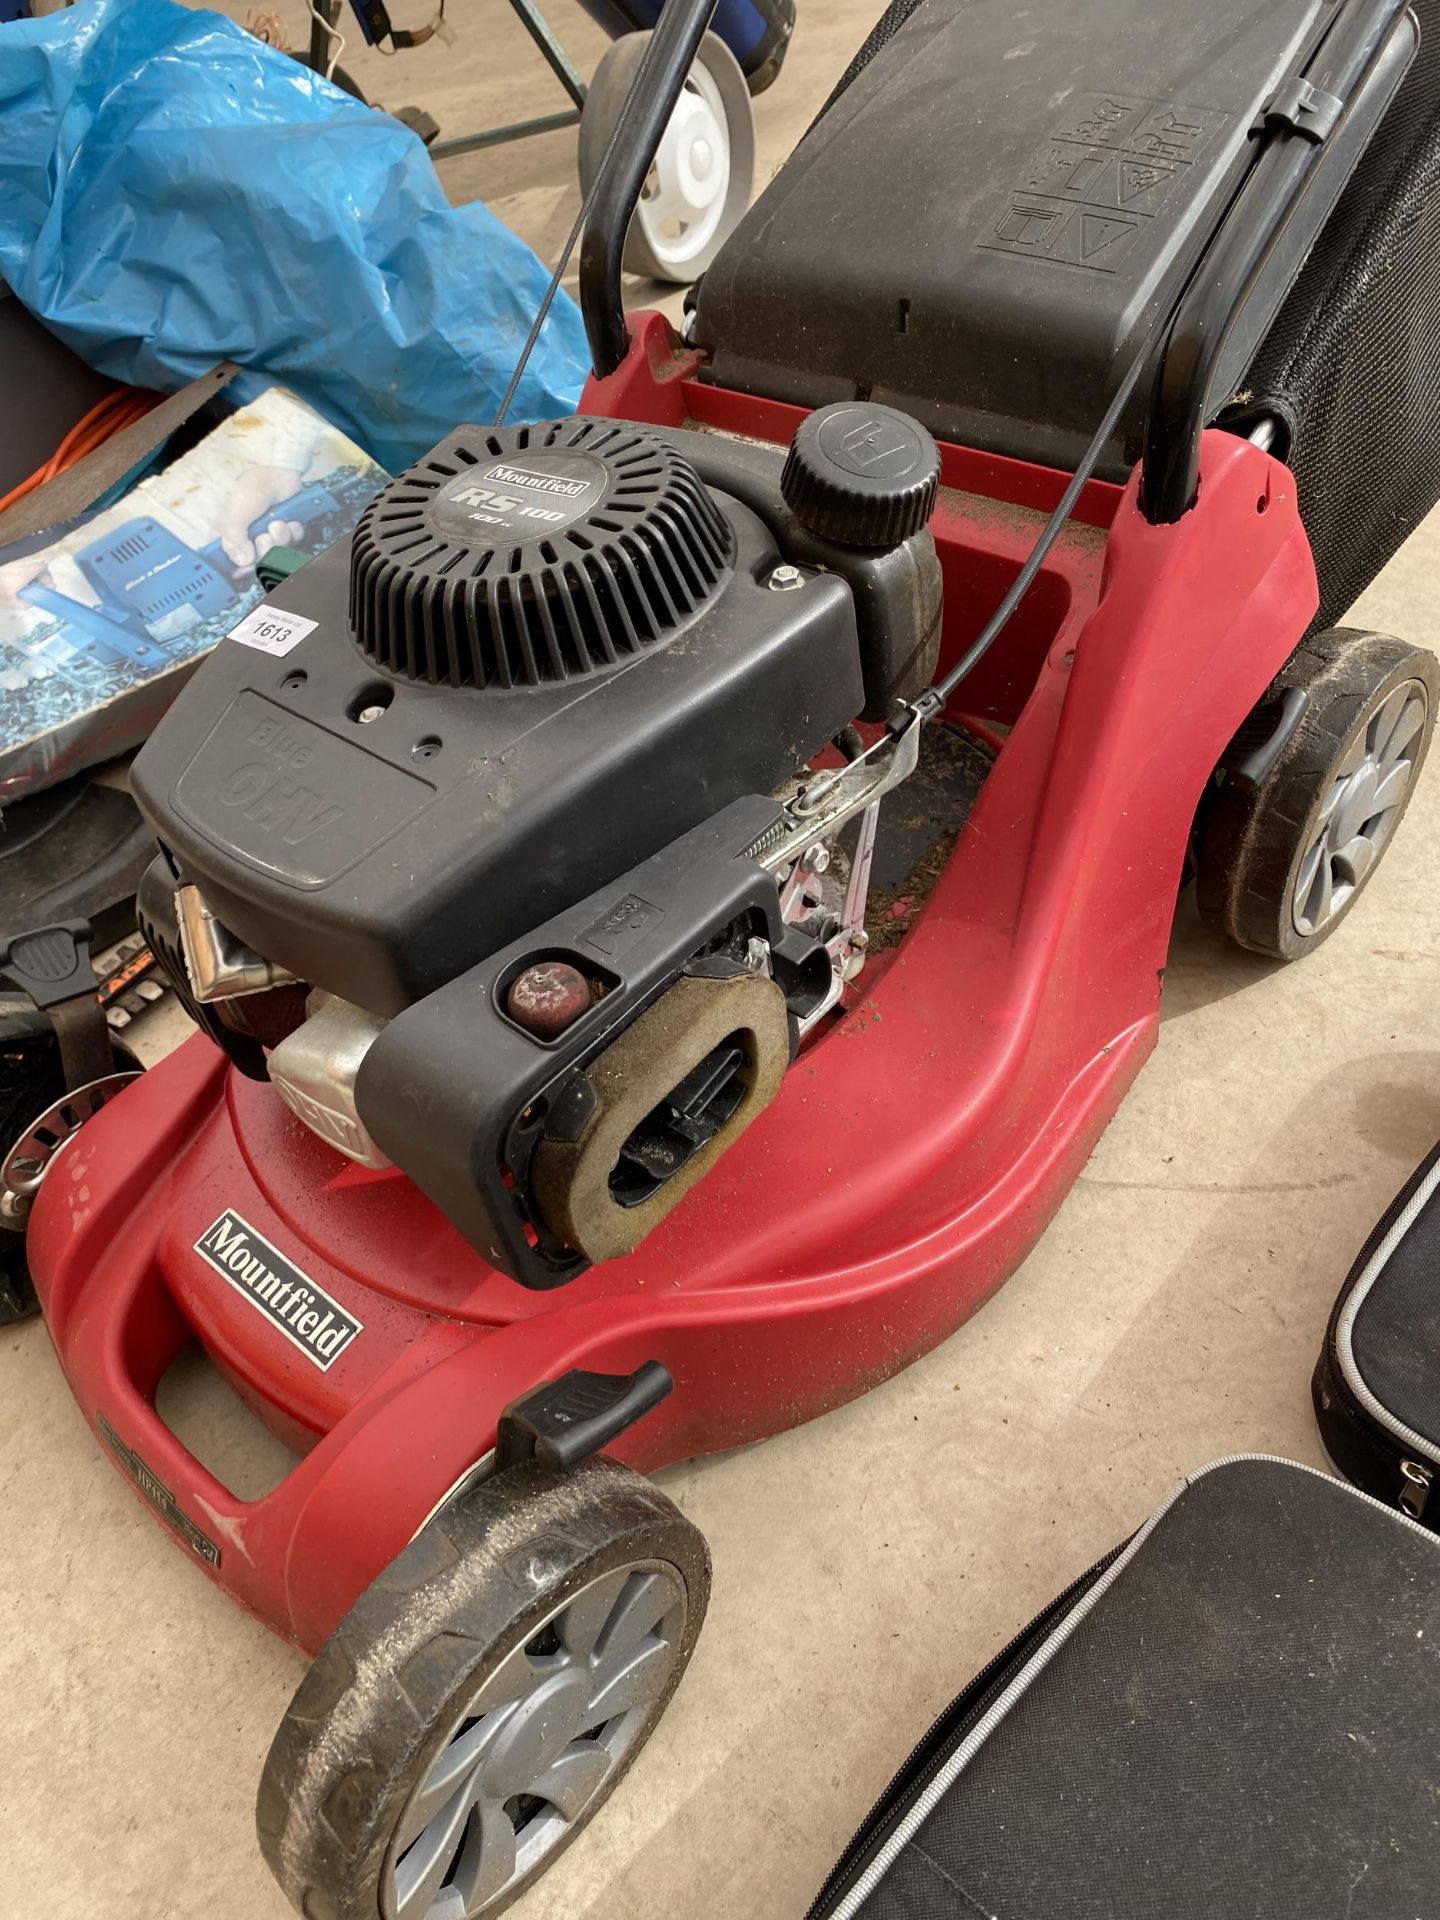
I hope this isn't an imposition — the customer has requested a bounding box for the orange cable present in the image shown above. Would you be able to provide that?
[0,386,162,520]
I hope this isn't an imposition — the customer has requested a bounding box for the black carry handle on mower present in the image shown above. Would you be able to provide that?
[1142,0,1416,521]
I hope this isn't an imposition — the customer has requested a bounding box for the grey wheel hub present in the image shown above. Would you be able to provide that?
[1,1070,140,1225]
[384,1562,685,1920]
[1291,679,1427,937]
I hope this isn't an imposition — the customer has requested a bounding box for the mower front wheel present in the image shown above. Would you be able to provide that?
[257,1455,709,1920]
[1197,627,1437,961]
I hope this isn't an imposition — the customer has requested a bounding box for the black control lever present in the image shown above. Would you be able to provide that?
[494,1362,674,1474]
[0,921,112,1091]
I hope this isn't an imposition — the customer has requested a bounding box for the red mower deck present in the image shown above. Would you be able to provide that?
[28,317,1318,1651]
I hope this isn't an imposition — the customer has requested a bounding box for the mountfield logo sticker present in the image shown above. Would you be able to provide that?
[194,1211,362,1370]
[484,461,590,498]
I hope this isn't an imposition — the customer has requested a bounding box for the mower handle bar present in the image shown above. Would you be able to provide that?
[1142,0,1413,522]
[579,0,718,377]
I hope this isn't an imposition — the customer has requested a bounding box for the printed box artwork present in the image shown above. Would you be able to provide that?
[0,385,386,802]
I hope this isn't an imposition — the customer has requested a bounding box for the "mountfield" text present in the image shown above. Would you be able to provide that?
[194,1211,362,1370]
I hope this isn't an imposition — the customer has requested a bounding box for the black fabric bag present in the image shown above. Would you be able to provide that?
[809,1458,1440,1920]
[1314,1140,1440,1525]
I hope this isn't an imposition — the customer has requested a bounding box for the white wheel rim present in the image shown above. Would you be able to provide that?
[635,63,732,272]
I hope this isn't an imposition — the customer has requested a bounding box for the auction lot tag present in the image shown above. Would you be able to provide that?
[228,606,318,656]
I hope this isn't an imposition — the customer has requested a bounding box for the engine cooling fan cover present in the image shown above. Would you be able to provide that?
[349,418,732,690]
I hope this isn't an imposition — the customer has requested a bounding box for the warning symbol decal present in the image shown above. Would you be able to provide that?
[983,197,1139,272]
[1117,159,1169,206]
[1023,146,1179,216]
[993,202,1066,250]
[977,91,1227,273]
[1078,214,1133,261]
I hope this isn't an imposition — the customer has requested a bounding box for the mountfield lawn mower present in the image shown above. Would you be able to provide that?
[9,0,1440,1913]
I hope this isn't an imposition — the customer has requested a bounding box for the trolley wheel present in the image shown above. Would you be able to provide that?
[257,1455,710,1920]
[1197,627,1438,961]
[578,30,755,285]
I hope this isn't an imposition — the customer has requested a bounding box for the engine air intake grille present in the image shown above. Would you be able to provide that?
[348,418,731,690]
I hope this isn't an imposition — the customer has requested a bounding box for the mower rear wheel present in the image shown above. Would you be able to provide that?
[257,1455,709,1920]
[578,31,755,284]
[1197,627,1437,961]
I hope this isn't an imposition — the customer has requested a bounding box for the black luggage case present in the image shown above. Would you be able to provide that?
[1315,1141,1440,1526]
[809,1458,1440,1919]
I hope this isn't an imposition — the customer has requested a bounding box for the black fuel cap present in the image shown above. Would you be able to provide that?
[781,402,940,548]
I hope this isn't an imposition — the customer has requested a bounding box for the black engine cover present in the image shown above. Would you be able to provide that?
[130,426,865,1016]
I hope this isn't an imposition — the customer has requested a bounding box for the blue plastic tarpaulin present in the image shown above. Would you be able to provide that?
[0,0,591,472]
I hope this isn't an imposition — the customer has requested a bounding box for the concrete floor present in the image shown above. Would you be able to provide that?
[6,5,1440,1917]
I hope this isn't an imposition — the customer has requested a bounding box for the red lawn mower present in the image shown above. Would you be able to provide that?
[10,0,1440,1914]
